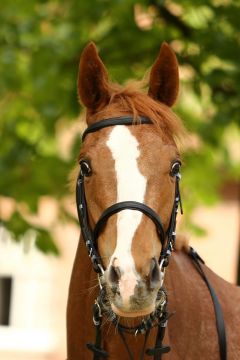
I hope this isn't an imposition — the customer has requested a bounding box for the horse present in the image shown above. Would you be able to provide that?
[66,42,240,360]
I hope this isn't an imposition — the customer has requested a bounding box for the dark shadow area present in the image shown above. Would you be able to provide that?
[0,277,12,326]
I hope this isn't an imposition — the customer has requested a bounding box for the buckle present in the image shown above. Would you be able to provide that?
[159,259,166,287]
[93,300,102,326]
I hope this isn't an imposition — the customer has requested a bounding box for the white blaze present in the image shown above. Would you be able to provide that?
[106,126,147,305]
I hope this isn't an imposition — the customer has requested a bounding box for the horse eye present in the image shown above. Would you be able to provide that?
[170,161,181,177]
[80,160,92,177]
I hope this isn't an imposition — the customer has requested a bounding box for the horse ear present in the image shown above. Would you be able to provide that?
[78,42,110,111]
[148,42,179,107]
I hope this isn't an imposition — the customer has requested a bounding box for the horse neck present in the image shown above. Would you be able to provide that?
[165,250,205,319]
[164,249,225,359]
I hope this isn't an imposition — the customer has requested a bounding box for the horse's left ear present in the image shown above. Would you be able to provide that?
[148,42,179,107]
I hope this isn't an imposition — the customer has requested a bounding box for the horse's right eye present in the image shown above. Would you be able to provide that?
[80,160,92,177]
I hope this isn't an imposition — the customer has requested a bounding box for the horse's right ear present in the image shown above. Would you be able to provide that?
[78,42,110,111]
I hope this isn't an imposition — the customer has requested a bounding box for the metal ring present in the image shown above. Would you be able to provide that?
[98,274,103,289]
[159,259,166,287]
[98,264,105,275]
[94,300,102,317]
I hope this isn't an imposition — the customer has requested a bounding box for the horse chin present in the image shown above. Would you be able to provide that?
[111,303,155,318]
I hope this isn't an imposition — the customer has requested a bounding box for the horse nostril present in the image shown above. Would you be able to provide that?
[108,265,121,286]
[149,258,161,289]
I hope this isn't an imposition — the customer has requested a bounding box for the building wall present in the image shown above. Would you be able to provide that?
[0,222,78,360]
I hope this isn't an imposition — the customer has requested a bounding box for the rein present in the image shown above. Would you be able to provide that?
[75,116,227,360]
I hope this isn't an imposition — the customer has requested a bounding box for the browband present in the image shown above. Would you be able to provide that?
[82,115,152,141]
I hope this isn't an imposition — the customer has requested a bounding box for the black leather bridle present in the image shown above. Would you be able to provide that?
[76,116,182,275]
[75,115,227,360]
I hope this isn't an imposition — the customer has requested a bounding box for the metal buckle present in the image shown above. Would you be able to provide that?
[159,259,166,287]
[78,175,84,184]
[98,264,104,275]
[95,300,102,317]
[161,319,168,328]
[98,274,104,289]
[93,300,102,326]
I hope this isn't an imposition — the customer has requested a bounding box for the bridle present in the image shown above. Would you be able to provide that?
[75,116,227,360]
[76,116,182,276]
[76,115,182,359]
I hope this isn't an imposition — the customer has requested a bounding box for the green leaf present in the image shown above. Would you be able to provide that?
[35,229,60,256]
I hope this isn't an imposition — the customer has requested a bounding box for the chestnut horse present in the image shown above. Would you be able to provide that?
[67,42,240,360]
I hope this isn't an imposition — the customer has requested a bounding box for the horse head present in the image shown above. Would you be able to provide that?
[77,42,183,318]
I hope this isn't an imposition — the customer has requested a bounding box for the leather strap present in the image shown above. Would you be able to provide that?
[94,201,165,245]
[189,247,227,360]
[86,302,108,359]
[82,116,152,141]
[76,173,104,273]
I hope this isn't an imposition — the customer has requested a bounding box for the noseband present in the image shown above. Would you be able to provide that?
[76,116,182,275]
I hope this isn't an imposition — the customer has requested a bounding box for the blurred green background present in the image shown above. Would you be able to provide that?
[0,0,239,260]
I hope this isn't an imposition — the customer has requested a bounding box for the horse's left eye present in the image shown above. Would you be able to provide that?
[170,161,181,177]
[80,160,92,177]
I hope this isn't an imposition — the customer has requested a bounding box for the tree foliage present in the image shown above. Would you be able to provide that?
[0,0,239,253]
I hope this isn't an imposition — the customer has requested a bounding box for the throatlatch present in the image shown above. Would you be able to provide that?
[76,116,227,360]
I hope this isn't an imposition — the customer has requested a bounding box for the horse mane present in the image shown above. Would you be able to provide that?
[90,79,186,147]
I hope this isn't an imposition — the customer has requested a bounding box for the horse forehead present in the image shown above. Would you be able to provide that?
[106,125,141,158]
[105,125,153,169]
[106,125,147,186]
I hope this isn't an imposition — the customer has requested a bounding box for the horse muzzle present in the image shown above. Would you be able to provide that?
[105,258,162,317]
